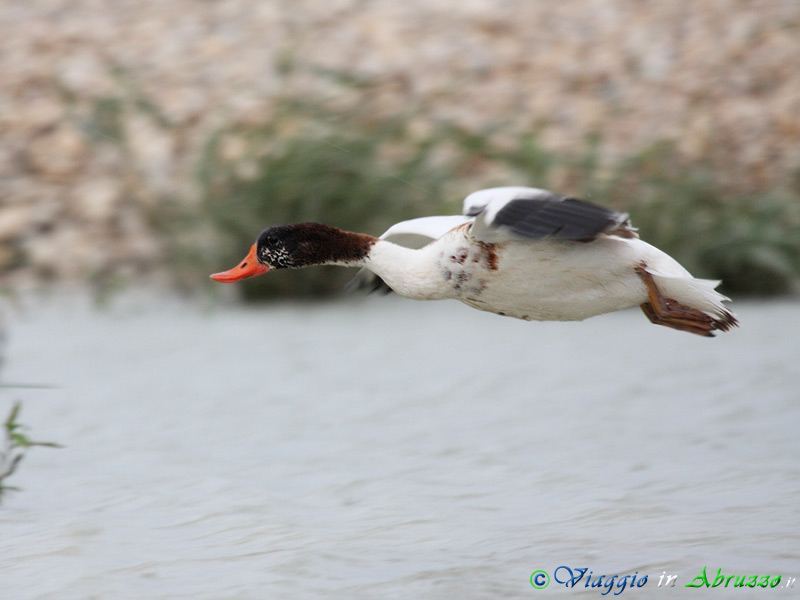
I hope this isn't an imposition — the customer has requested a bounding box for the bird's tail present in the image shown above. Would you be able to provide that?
[649,269,738,332]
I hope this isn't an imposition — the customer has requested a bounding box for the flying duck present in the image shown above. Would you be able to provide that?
[211,187,737,336]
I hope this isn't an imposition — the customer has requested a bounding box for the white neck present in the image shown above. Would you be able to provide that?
[364,240,449,300]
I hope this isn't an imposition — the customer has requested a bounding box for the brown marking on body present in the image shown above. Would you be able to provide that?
[477,241,499,270]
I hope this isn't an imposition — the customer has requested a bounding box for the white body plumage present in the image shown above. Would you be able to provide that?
[365,220,729,323]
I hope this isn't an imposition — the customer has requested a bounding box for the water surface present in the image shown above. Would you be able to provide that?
[1,296,798,598]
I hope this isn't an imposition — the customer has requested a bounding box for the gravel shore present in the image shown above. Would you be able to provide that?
[1,0,798,286]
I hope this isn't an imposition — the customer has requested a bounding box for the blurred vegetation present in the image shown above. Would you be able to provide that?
[189,106,453,300]
[165,100,800,300]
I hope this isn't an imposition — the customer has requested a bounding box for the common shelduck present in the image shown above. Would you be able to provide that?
[211,187,737,336]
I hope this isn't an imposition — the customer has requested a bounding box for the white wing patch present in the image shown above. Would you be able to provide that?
[379,215,474,248]
[346,215,472,293]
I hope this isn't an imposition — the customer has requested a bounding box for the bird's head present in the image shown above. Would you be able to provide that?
[210,223,375,283]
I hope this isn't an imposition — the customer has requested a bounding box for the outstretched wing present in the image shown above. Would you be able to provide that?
[347,187,633,293]
[376,215,473,248]
[464,186,634,242]
[345,215,473,294]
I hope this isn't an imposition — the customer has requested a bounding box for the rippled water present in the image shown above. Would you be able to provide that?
[1,295,798,599]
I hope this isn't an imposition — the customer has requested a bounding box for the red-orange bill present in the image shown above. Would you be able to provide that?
[210,244,269,282]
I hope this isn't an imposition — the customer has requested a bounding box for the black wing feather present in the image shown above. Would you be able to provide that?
[492,196,626,241]
[344,272,394,295]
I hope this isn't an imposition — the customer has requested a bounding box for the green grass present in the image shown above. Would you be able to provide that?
[606,144,800,295]
[172,100,800,300]
[0,401,61,503]
[34,60,800,300]
[166,108,460,299]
